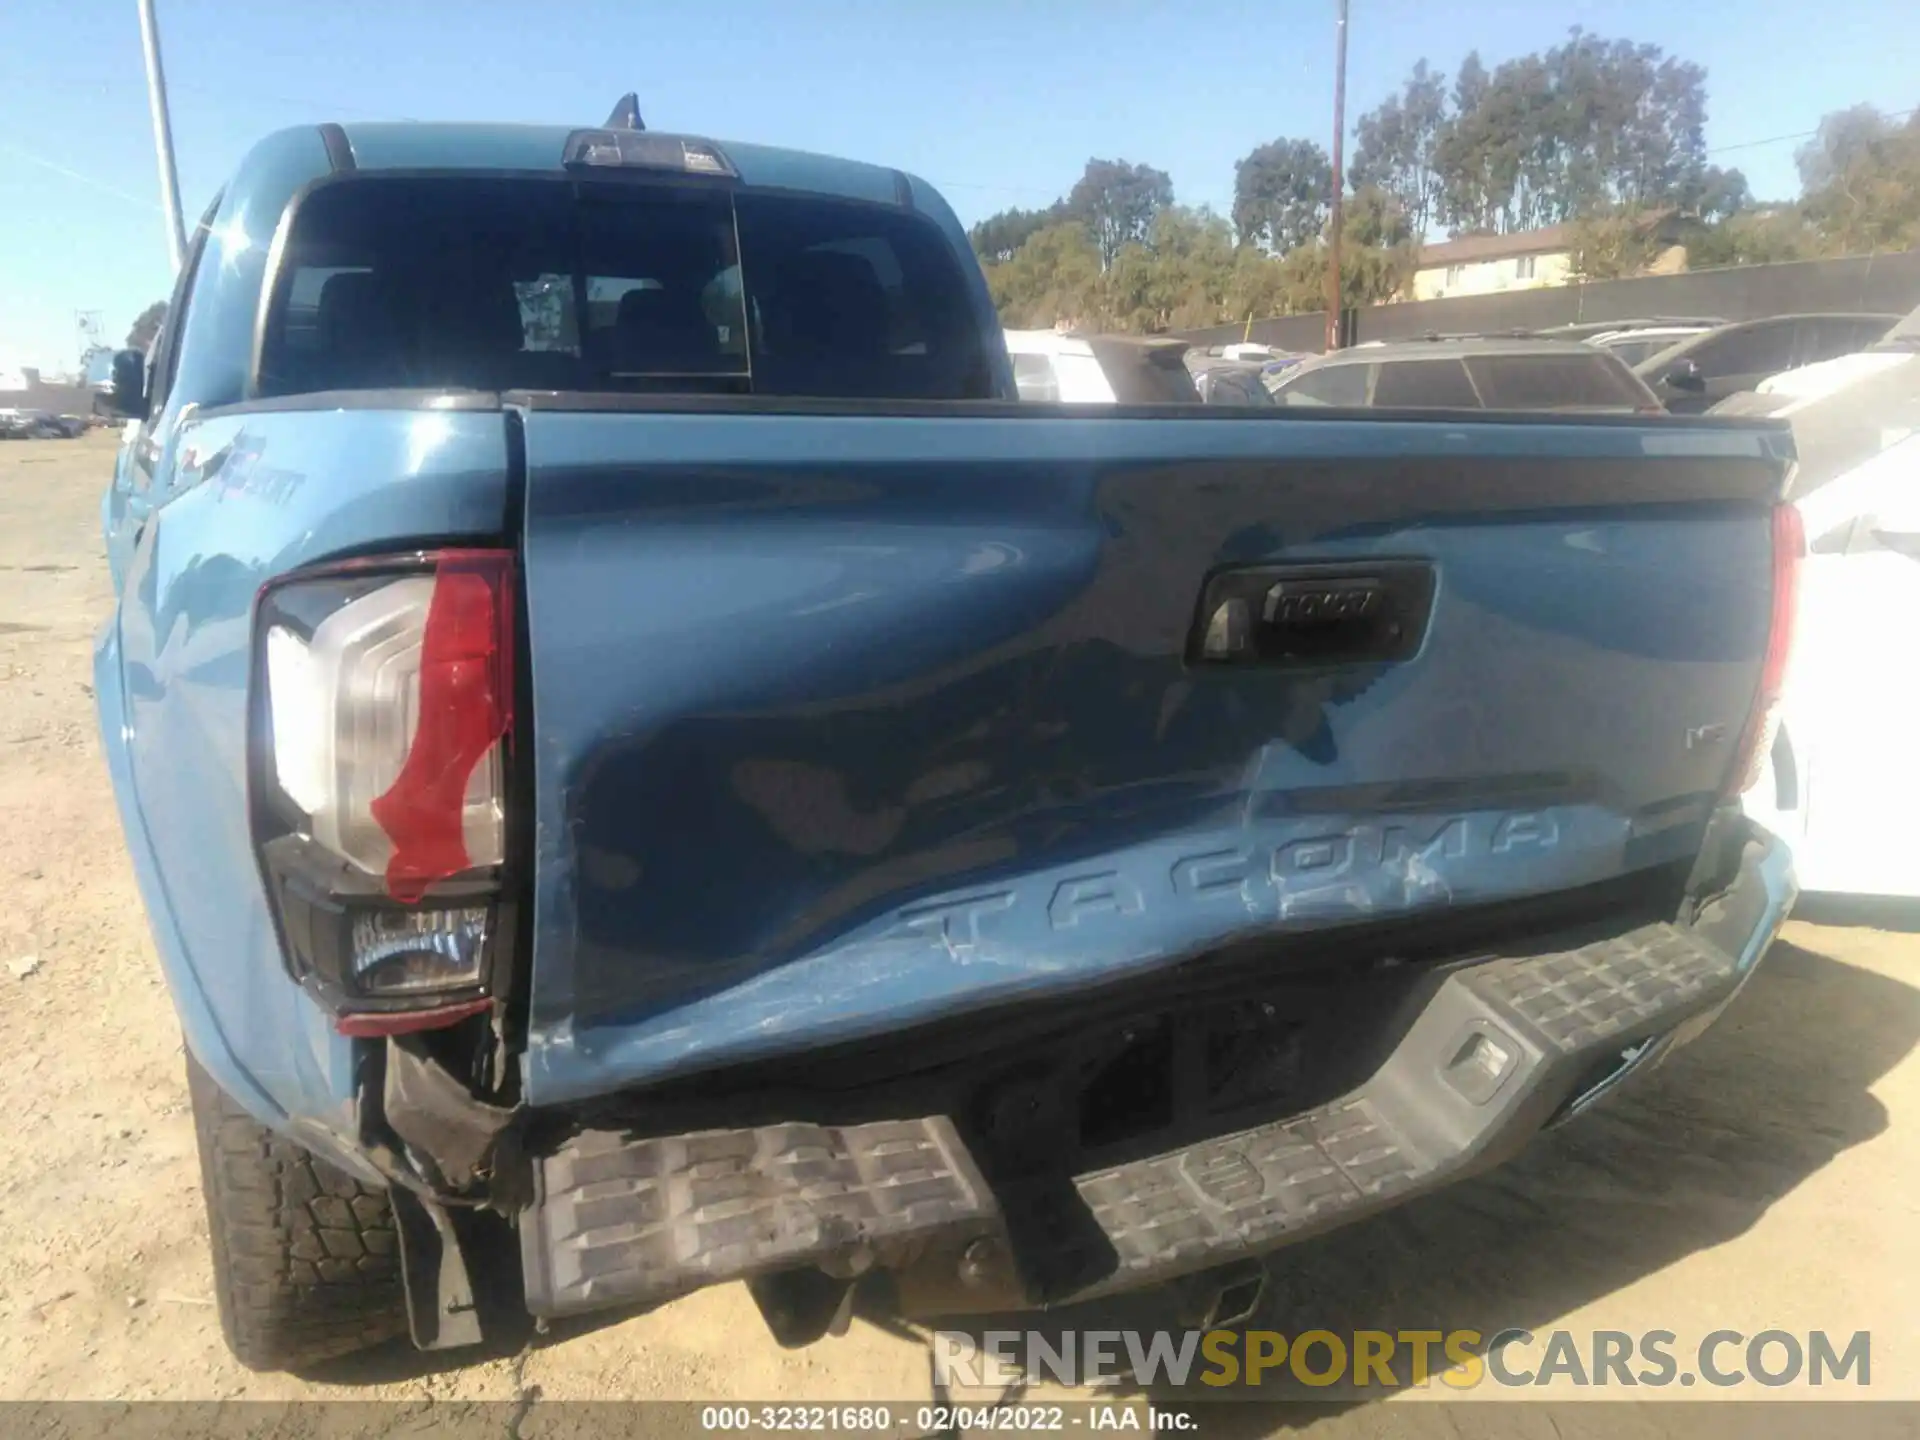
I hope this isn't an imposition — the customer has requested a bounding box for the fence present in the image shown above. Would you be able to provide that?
[1178,249,1920,352]
[0,374,94,417]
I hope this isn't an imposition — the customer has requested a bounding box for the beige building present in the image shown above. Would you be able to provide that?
[1410,225,1578,302]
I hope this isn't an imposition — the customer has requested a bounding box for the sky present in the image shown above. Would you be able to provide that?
[1,0,1914,376]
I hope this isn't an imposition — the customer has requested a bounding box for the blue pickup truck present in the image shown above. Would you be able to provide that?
[93,108,1802,1372]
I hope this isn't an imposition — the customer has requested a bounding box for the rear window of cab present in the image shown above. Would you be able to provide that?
[256,176,996,401]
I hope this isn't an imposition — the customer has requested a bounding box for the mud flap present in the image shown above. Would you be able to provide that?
[392,1188,485,1351]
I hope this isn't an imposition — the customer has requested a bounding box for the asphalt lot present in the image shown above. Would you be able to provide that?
[2,431,1917,1432]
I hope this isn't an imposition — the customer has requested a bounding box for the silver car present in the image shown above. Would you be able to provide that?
[1268,337,1664,413]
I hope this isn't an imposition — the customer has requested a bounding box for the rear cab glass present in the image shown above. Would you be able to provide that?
[257,176,996,401]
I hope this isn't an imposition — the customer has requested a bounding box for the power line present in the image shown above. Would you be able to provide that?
[928,178,1068,199]
[51,73,421,121]
[1707,106,1918,157]
[0,140,163,212]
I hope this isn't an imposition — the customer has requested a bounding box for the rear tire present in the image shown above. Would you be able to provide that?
[186,1052,408,1370]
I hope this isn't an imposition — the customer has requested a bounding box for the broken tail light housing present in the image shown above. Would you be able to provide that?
[251,550,516,1031]
[1727,502,1805,797]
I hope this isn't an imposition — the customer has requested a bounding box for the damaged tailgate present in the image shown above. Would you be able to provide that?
[514,403,1790,1104]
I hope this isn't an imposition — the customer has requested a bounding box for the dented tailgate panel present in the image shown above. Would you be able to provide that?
[516,408,1787,1104]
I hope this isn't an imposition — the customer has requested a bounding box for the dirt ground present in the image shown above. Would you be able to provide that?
[3,431,1918,1430]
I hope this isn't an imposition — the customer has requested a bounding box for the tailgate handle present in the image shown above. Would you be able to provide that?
[1191,561,1436,669]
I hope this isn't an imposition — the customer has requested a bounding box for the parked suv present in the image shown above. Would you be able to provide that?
[1635,313,1901,414]
[1269,337,1662,412]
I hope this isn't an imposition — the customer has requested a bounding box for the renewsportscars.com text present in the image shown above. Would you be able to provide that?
[933,1327,1871,1391]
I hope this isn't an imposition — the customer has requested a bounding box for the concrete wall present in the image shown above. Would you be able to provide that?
[0,372,95,418]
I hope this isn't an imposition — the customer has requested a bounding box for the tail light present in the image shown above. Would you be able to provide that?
[1727,503,1804,796]
[251,550,516,1032]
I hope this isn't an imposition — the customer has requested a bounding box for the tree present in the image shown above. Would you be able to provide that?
[1613,48,1709,208]
[971,33,1843,334]
[1431,32,1714,236]
[1282,194,1419,311]
[1434,47,1574,233]
[1685,207,1819,270]
[970,205,1064,264]
[1688,164,1750,224]
[1064,159,1174,269]
[1567,207,1666,281]
[1344,185,1414,250]
[1433,52,1497,233]
[1795,105,1920,254]
[127,301,167,352]
[1795,104,1897,193]
[979,185,1413,334]
[1232,138,1332,253]
[1224,245,1296,326]
[1351,59,1449,237]
[982,222,1105,331]
[1107,206,1240,331]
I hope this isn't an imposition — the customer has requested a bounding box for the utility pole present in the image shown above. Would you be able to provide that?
[137,0,187,273]
[1323,0,1350,351]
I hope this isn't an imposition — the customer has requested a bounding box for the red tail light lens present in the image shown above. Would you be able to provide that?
[1728,503,1804,796]
[261,550,514,896]
[253,549,517,1028]
[368,553,514,901]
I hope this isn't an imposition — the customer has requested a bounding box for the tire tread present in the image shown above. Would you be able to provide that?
[187,1054,407,1371]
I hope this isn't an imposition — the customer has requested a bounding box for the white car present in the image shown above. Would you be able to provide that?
[1729,348,1913,413]
[1003,330,1199,404]
[1004,330,1122,403]
[1742,312,1920,898]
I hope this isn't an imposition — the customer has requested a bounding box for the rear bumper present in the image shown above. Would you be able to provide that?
[519,823,1794,1321]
